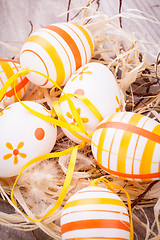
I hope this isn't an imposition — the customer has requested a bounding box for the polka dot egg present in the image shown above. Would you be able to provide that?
[20,22,94,88]
[61,186,130,240]
[0,101,57,177]
[0,58,29,104]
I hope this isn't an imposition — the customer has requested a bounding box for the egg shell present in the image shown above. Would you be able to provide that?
[91,111,160,181]
[61,186,130,240]
[60,62,121,144]
[20,22,94,88]
[0,101,57,177]
[0,58,29,104]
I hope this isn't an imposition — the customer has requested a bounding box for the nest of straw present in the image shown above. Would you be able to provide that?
[0,2,160,239]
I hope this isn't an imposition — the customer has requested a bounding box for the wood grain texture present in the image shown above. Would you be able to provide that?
[0,0,160,58]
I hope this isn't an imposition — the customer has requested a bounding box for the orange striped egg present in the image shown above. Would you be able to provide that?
[20,22,94,88]
[61,186,130,240]
[91,112,160,181]
[0,59,29,104]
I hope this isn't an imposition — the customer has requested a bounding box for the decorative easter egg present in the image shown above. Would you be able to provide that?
[91,111,160,181]
[60,62,122,143]
[0,101,57,177]
[20,22,94,88]
[61,186,130,240]
[0,58,29,104]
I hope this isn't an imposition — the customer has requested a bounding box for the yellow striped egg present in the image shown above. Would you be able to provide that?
[0,59,29,104]
[60,62,121,144]
[20,22,94,88]
[61,186,130,240]
[0,101,57,177]
[91,112,160,181]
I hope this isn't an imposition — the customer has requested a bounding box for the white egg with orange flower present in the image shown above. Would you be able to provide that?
[59,62,122,144]
[0,101,57,178]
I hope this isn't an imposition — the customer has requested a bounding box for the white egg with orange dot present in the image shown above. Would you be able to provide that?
[0,101,57,177]
[60,62,122,144]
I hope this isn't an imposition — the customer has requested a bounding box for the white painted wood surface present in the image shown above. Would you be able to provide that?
[0,0,160,58]
[0,0,160,239]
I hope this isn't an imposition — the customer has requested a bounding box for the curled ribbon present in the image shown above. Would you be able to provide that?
[11,142,85,222]
[0,68,103,222]
[0,69,133,233]
[0,69,103,141]
[89,178,134,240]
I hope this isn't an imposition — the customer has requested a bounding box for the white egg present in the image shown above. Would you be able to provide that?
[61,186,130,240]
[91,111,160,181]
[60,62,122,144]
[0,101,57,177]
[20,22,94,88]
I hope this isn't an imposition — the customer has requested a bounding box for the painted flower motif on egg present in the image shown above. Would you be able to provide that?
[3,142,27,165]
[71,65,92,81]
[61,186,130,240]
[20,22,94,88]
[0,58,29,105]
[66,107,89,125]
[91,111,160,181]
[0,101,57,177]
[60,62,122,143]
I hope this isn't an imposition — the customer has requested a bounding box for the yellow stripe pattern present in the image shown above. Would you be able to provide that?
[20,23,94,87]
[91,112,160,181]
[0,60,29,103]
[25,35,65,86]
[117,113,143,173]
[72,23,94,55]
[140,124,160,174]
[64,197,125,209]
[96,113,117,165]
[61,186,130,240]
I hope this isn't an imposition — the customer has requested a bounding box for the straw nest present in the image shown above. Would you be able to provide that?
[0,1,160,239]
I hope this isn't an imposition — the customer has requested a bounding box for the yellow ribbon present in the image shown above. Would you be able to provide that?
[0,69,29,101]
[11,142,85,222]
[0,68,99,222]
[5,72,88,222]
[0,68,132,233]
[55,93,104,140]
[89,178,134,240]
[59,93,103,122]
[0,69,103,141]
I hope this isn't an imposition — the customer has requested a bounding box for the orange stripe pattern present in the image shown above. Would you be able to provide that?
[20,22,94,88]
[91,112,160,181]
[61,186,130,240]
[0,59,29,104]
